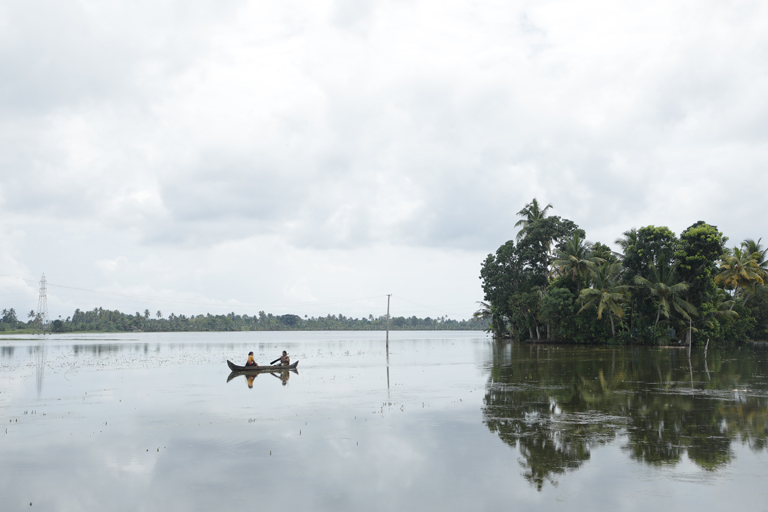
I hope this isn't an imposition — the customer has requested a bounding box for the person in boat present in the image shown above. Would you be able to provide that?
[245,351,258,367]
[279,350,290,366]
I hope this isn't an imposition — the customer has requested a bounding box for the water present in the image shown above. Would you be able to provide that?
[0,332,766,511]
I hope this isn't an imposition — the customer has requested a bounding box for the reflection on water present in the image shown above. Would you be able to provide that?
[72,343,149,355]
[35,343,45,397]
[226,369,298,388]
[386,342,390,401]
[483,343,768,490]
[2,332,767,511]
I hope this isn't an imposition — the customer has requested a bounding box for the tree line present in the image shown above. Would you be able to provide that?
[0,307,488,333]
[478,198,768,345]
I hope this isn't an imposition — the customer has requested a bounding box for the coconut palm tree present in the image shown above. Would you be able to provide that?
[614,228,638,259]
[634,262,698,325]
[579,262,629,337]
[740,238,768,288]
[700,288,739,331]
[474,301,505,335]
[553,234,604,286]
[514,198,553,242]
[741,238,768,264]
[715,247,765,307]
[473,302,491,319]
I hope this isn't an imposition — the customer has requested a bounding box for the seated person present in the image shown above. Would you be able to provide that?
[245,351,258,367]
[279,350,290,366]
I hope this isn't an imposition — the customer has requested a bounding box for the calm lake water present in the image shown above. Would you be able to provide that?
[1,331,766,511]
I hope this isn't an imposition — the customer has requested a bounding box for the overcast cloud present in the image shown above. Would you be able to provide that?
[1,0,767,320]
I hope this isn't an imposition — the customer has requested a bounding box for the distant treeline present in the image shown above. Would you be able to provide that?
[0,307,488,333]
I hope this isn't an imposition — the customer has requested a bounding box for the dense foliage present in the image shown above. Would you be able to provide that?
[478,199,768,345]
[1,307,487,333]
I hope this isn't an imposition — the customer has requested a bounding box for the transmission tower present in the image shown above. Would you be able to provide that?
[35,273,49,335]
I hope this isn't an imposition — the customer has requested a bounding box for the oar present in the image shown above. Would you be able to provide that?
[270,357,281,365]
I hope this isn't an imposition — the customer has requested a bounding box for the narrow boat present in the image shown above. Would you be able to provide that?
[226,360,299,372]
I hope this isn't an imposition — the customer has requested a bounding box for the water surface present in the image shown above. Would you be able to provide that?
[1,332,766,511]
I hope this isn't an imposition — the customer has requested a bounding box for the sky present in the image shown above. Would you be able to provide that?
[1,0,767,321]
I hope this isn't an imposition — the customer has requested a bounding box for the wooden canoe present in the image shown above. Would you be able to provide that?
[227,360,299,372]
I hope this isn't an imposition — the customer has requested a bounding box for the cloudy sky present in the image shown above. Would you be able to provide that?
[1,0,766,321]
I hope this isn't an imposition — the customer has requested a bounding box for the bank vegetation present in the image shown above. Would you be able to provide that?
[478,199,768,345]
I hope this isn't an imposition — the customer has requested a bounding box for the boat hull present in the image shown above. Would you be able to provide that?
[227,360,299,372]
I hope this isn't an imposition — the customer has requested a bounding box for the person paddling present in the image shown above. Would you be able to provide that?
[245,351,258,367]
[270,350,290,366]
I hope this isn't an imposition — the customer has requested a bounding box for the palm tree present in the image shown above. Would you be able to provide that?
[741,238,768,288]
[579,262,630,337]
[514,198,553,242]
[473,301,491,319]
[715,247,765,307]
[634,262,698,325]
[741,238,768,264]
[553,234,604,285]
[614,228,638,259]
[701,289,739,331]
[474,301,505,336]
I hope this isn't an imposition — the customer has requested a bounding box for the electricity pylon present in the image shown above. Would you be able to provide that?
[35,273,49,335]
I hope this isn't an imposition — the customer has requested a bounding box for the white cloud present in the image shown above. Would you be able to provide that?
[1,0,767,318]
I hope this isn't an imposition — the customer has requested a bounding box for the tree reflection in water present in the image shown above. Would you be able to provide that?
[482,343,768,489]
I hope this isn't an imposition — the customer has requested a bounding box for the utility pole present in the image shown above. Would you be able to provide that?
[35,274,49,335]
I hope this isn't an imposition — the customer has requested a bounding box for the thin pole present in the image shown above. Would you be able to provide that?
[704,337,711,381]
